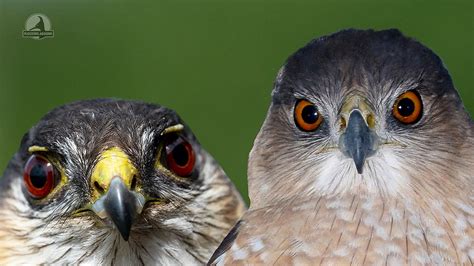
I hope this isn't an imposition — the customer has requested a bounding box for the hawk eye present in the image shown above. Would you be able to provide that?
[294,99,323,131]
[392,90,423,124]
[23,155,56,199]
[164,135,195,177]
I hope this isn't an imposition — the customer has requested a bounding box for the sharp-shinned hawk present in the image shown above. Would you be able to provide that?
[210,29,474,265]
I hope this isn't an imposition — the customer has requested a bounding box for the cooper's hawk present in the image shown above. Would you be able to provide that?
[0,99,245,264]
[210,29,474,265]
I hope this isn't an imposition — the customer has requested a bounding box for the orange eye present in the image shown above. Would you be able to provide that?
[294,99,323,131]
[23,155,56,199]
[164,136,196,177]
[392,90,423,124]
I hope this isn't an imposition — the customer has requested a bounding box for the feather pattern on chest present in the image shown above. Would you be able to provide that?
[219,193,474,265]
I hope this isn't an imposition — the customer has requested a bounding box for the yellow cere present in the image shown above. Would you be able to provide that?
[90,147,138,201]
[340,94,376,129]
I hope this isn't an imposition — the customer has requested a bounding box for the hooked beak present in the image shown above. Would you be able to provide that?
[89,147,145,241]
[339,96,378,174]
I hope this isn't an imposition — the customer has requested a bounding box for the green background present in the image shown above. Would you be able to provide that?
[0,0,472,202]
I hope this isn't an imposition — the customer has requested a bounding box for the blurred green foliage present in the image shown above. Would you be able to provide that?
[0,0,472,202]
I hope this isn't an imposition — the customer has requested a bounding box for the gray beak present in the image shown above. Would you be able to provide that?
[103,178,137,241]
[91,177,145,241]
[340,110,377,174]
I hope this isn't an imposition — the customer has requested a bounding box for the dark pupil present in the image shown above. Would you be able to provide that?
[397,98,415,117]
[302,105,319,124]
[172,144,189,166]
[30,163,47,188]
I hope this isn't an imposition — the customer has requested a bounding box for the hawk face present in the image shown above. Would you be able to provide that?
[208,29,473,266]
[249,29,473,205]
[0,99,244,264]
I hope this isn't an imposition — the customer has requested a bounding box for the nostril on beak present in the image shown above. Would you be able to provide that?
[130,175,137,191]
[340,117,347,131]
[94,181,105,194]
[366,113,376,128]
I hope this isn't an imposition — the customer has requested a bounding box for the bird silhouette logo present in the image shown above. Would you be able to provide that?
[22,14,54,40]
[29,16,45,31]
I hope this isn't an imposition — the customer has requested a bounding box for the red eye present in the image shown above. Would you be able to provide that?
[165,136,196,177]
[23,155,55,199]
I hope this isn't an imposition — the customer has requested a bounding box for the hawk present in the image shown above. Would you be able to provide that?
[0,99,245,264]
[210,29,474,265]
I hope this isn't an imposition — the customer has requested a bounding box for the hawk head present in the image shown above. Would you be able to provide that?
[249,29,473,206]
[208,29,473,266]
[0,99,244,264]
